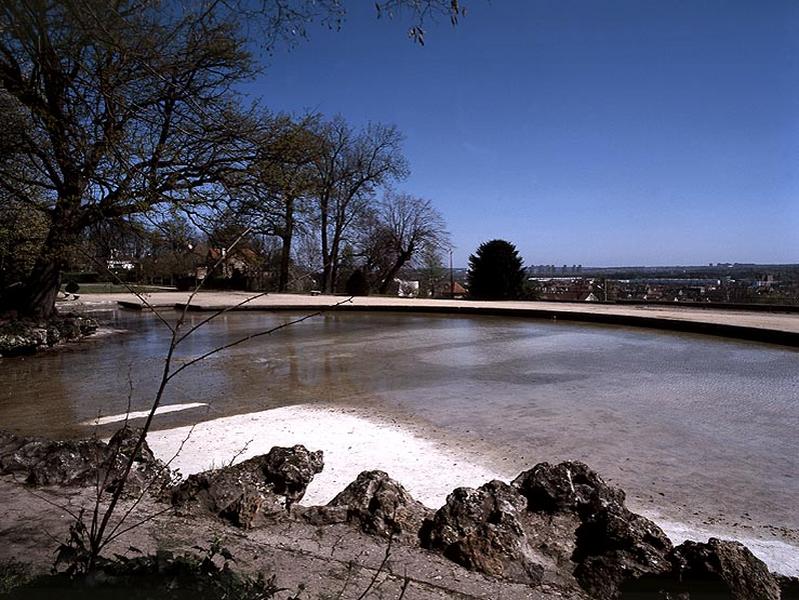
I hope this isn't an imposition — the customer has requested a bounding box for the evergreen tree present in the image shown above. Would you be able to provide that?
[467,240,526,300]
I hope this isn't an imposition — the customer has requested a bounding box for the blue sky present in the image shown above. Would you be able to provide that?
[243,1,798,267]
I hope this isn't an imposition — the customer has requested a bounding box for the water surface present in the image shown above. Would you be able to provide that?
[1,309,796,544]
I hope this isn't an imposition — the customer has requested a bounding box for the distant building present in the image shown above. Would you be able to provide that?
[439,281,466,299]
[529,277,598,302]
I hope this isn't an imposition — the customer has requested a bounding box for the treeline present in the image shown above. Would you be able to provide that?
[0,1,455,318]
[40,114,449,295]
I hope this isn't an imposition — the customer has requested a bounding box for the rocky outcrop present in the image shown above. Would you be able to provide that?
[171,445,323,528]
[571,503,673,599]
[0,428,787,600]
[669,538,781,600]
[622,537,784,599]
[421,480,549,585]
[419,462,675,599]
[514,462,673,599]
[421,461,784,600]
[258,444,325,508]
[511,461,625,516]
[0,426,164,494]
[300,470,433,543]
[0,314,98,356]
[778,574,799,600]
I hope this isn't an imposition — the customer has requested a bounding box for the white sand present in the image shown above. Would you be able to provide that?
[146,403,506,508]
[146,403,799,576]
[83,402,208,426]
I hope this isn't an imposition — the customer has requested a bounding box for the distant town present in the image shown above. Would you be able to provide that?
[436,263,799,306]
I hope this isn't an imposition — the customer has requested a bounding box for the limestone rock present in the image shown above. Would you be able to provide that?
[512,461,625,516]
[669,538,781,600]
[513,461,672,599]
[171,445,323,528]
[321,470,432,542]
[777,574,799,600]
[421,480,546,585]
[259,444,323,507]
[0,426,164,494]
[572,503,672,599]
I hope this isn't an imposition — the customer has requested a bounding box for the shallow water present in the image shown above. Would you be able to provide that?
[1,308,797,543]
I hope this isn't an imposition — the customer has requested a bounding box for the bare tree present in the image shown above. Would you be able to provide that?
[0,0,468,316]
[312,117,409,293]
[377,0,469,44]
[230,114,322,291]
[362,193,449,294]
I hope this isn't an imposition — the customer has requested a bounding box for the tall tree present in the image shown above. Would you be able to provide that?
[231,115,321,291]
[467,239,526,300]
[311,117,408,293]
[0,1,262,317]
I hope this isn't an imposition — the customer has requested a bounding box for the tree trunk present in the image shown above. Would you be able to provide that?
[18,256,63,319]
[278,198,295,292]
[320,197,332,293]
[329,233,341,293]
[378,249,413,295]
[278,233,292,292]
[15,203,82,319]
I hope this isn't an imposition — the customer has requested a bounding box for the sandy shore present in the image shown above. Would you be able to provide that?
[143,403,799,576]
[146,403,506,508]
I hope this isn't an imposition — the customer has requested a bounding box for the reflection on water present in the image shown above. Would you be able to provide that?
[0,308,797,532]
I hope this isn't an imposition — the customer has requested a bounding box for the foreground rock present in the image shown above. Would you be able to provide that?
[624,537,783,599]
[511,461,625,515]
[778,574,799,599]
[418,461,790,600]
[513,462,674,598]
[422,480,551,585]
[171,445,323,528]
[0,474,590,600]
[299,470,433,544]
[0,428,787,600]
[0,314,98,356]
[670,538,781,599]
[0,426,165,494]
[164,453,789,599]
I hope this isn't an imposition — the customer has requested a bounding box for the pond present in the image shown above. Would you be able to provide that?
[1,308,797,555]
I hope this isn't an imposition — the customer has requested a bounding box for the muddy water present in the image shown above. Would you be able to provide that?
[1,308,797,544]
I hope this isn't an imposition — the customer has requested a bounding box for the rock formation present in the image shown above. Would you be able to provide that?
[0,426,164,494]
[171,445,323,528]
[1,429,789,600]
[670,538,781,599]
[299,470,433,544]
[0,314,98,356]
[422,479,548,585]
